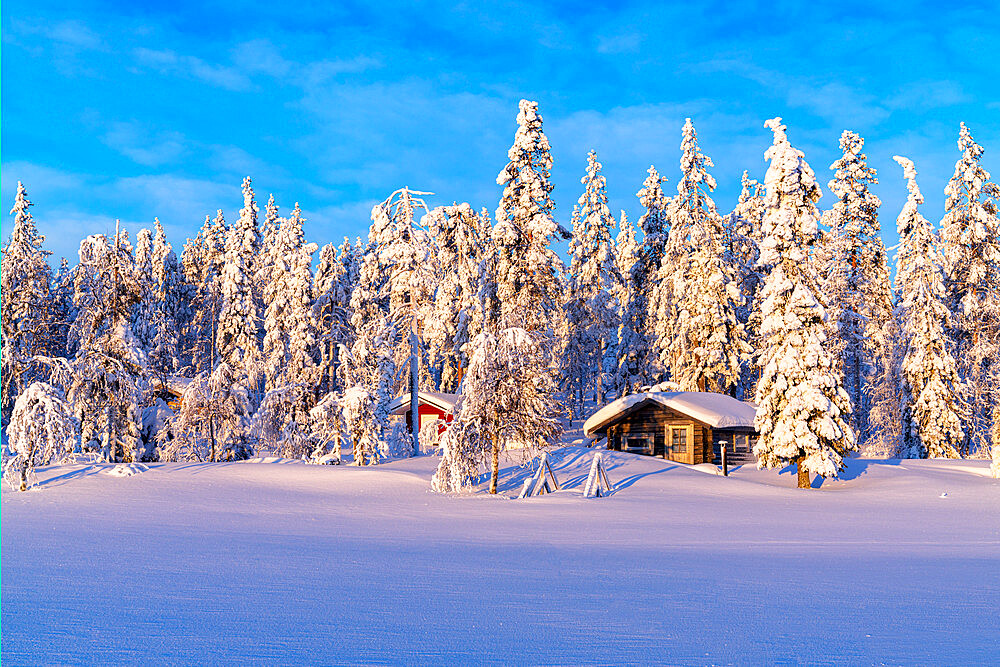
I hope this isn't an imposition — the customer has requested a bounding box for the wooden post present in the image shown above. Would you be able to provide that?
[545,457,560,490]
[599,461,611,491]
[720,440,728,477]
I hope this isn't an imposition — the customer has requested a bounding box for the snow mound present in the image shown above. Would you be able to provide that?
[104,463,149,477]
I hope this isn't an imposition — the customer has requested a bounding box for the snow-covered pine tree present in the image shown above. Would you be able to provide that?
[892,156,965,459]
[162,362,253,461]
[615,211,640,299]
[259,194,281,278]
[753,118,856,489]
[217,178,262,392]
[67,224,146,462]
[312,240,355,397]
[258,203,319,455]
[262,203,310,390]
[439,321,562,494]
[132,227,157,351]
[619,166,670,392]
[1,182,54,429]
[655,119,747,393]
[182,212,226,375]
[352,188,436,455]
[940,123,1000,458]
[149,218,184,377]
[729,172,765,399]
[5,382,77,490]
[493,99,565,336]
[424,203,487,392]
[562,150,622,416]
[612,211,643,396]
[820,131,893,450]
[341,315,397,466]
[47,257,74,361]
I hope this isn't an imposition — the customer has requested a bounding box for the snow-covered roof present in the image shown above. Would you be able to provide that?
[150,376,193,396]
[584,391,758,437]
[388,391,460,416]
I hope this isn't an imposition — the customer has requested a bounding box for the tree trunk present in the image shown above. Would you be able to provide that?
[796,457,810,489]
[19,456,29,492]
[489,434,500,495]
[209,416,217,463]
[355,428,365,466]
[410,319,420,457]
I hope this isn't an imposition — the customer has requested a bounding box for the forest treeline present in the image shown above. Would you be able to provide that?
[3,100,999,492]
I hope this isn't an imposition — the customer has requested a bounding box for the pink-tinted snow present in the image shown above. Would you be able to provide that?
[2,447,998,664]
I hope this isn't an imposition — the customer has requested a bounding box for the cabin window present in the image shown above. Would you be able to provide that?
[626,437,650,454]
[669,427,688,453]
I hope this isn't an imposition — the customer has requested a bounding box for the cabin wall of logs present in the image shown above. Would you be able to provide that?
[605,404,713,465]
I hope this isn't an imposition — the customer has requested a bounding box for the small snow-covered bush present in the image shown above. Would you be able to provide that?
[5,382,78,491]
[308,391,344,463]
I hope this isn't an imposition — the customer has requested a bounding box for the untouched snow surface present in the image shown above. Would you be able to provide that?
[3,447,999,664]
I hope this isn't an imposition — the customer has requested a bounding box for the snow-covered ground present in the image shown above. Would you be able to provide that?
[3,447,998,665]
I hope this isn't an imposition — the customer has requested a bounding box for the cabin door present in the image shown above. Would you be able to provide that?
[666,425,693,464]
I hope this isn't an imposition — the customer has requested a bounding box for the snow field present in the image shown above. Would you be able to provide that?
[3,447,998,665]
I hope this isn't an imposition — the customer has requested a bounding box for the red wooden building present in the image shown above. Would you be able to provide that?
[388,391,459,436]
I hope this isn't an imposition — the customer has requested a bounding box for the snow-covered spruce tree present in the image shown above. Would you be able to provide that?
[617,166,670,392]
[612,211,642,395]
[161,362,253,462]
[753,118,856,489]
[148,218,185,377]
[493,99,565,335]
[132,227,157,351]
[728,172,765,399]
[436,321,562,494]
[562,150,622,416]
[258,194,281,288]
[352,188,436,456]
[262,203,315,391]
[6,382,77,491]
[47,257,74,361]
[217,177,262,392]
[1,182,54,428]
[259,204,319,455]
[655,119,747,393]
[341,316,397,466]
[940,123,1000,458]
[819,131,894,450]
[892,156,965,459]
[615,211,640,302]
[312,240,356,397]
[424,203,487,392]
[67,225,146,462]
[183,211,227,375]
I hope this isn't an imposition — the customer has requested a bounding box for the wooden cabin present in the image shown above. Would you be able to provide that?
[583,391,758,465]
[388,391,458,436]
[149,376,192,412]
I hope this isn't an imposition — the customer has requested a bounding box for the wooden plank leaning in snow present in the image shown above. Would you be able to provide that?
[518,451,561,498]
[582,453,613,498]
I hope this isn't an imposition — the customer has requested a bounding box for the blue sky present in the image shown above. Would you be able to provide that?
[3,0,998,264]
